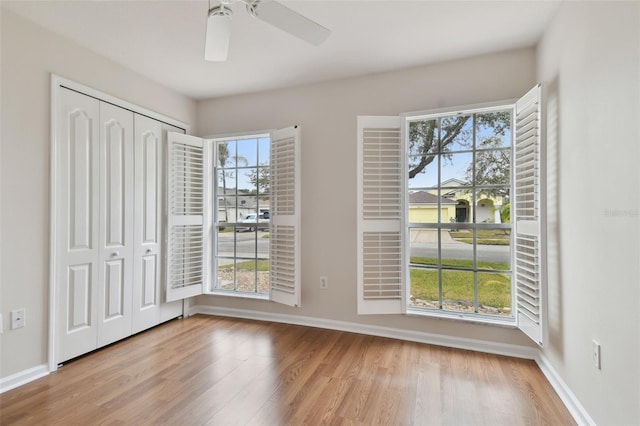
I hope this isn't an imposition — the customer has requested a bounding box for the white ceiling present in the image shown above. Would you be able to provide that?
[1,0,560,100]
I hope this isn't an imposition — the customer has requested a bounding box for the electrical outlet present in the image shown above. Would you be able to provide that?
[592,340,601,370]
[320,276,329,290]
[10,309,25,330]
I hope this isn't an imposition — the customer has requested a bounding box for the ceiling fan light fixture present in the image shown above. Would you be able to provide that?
[246,0,330,46]
[205,5,233,62]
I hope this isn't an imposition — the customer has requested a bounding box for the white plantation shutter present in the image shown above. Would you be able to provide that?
[357,116,405,314]
[269,126,301,307]
[514,84,544,345]
[166,132,208,301]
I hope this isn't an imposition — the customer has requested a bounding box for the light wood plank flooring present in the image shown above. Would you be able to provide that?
[0,315,575,425]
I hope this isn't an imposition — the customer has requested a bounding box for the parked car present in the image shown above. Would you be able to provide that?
[236,211,269,232]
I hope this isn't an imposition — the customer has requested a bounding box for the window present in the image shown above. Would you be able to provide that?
[166,126,301,307]
[357,84,544,345]
[406,107,513,319]
[213,135,271,296]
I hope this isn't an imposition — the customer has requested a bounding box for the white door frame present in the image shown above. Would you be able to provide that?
[49,75,190,371]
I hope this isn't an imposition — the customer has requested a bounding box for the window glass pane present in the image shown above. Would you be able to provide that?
[475,196,497,224]
[441,152,472,185]
[236,232,257,262]
[441,228,473,269]
[474,190,510,224]
[408,119,438,156]
[238,168,257,194]
[473,149,510,188]
[257,166,270,200]
[217,140,236,168]
[217,227,235,257]
[477,271,511,316]
[440,115,472,153]
[213,135,270,296]
[408,154,437,190]
[237,138,257,167]
[476,228,511,270]
[476,111,511,149]
[406,108,514,319]
[259,137,270,164]
[441,270,475,313]
[235,260,257,292]
[408,190,446,224]
[217,195,236,223]
[409,266,438,309]
[257,227,269,258]
[218,169,237,195]
[216,259,235,291]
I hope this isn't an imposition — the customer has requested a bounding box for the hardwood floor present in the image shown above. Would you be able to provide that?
[0,315,575,425]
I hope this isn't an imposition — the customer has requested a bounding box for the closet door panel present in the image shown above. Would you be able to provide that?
[97,102,134,347]
[132,115,163,333]
[56,88,100,363]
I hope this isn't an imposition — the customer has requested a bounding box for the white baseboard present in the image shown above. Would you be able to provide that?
[0,364,49,394]
[190,305,538,360]
[535,353,595,426]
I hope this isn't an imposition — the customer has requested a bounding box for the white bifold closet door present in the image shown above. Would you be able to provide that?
[96,102,135,347]
[56,88,101,362]
[55,87,183,363]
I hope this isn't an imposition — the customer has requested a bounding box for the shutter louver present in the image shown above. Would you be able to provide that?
[514,84,544,345]
[357,117,405,314]
[166,133,207,301]
[269,126,301,307]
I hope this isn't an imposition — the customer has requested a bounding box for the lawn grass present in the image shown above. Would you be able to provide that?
[449,229,511,245]
[410,256,511,308]
[410,257,510,271]
[219,260,270,271]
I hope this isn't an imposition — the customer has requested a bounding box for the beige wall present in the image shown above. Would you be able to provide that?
[195,48,538,346]
[0,9,197,378]
[537,2,640,424]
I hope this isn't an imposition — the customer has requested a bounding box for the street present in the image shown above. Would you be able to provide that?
[217,231,510,265]
[410,241,510,265]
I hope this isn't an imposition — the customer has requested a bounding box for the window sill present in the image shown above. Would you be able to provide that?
[206,290,269,301]
[406,306,517,328]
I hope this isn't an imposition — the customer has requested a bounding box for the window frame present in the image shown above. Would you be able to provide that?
[166,126,302,308]
[356,84,544,344]
[403,102,516,325]
[208,132,272,300]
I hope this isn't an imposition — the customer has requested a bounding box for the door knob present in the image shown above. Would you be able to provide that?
[146,249,152,254]
[111,251,119,258]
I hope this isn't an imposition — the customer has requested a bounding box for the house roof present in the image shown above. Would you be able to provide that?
[441,178,466,187]
[409,191,458,205]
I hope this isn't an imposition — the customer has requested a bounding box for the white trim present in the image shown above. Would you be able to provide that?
[204,129,272,140]
[402,98,517,120]
[189,305,538,360]
[49,74,191,373]
[48,75,59,373]
[51,75,190,133]
[0,365,49,394]
[535,353,595,426]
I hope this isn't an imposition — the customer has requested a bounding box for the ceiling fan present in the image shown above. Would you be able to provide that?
[205,0,331,61]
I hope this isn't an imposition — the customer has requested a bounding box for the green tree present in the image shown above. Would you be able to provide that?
[408,112,510,179]
[247,165,270,197]
[465,135,511,199]
[217,142,247,222]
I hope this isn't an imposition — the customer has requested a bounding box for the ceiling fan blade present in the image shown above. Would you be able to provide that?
[248,0,330,46]
[205,6,232,61]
